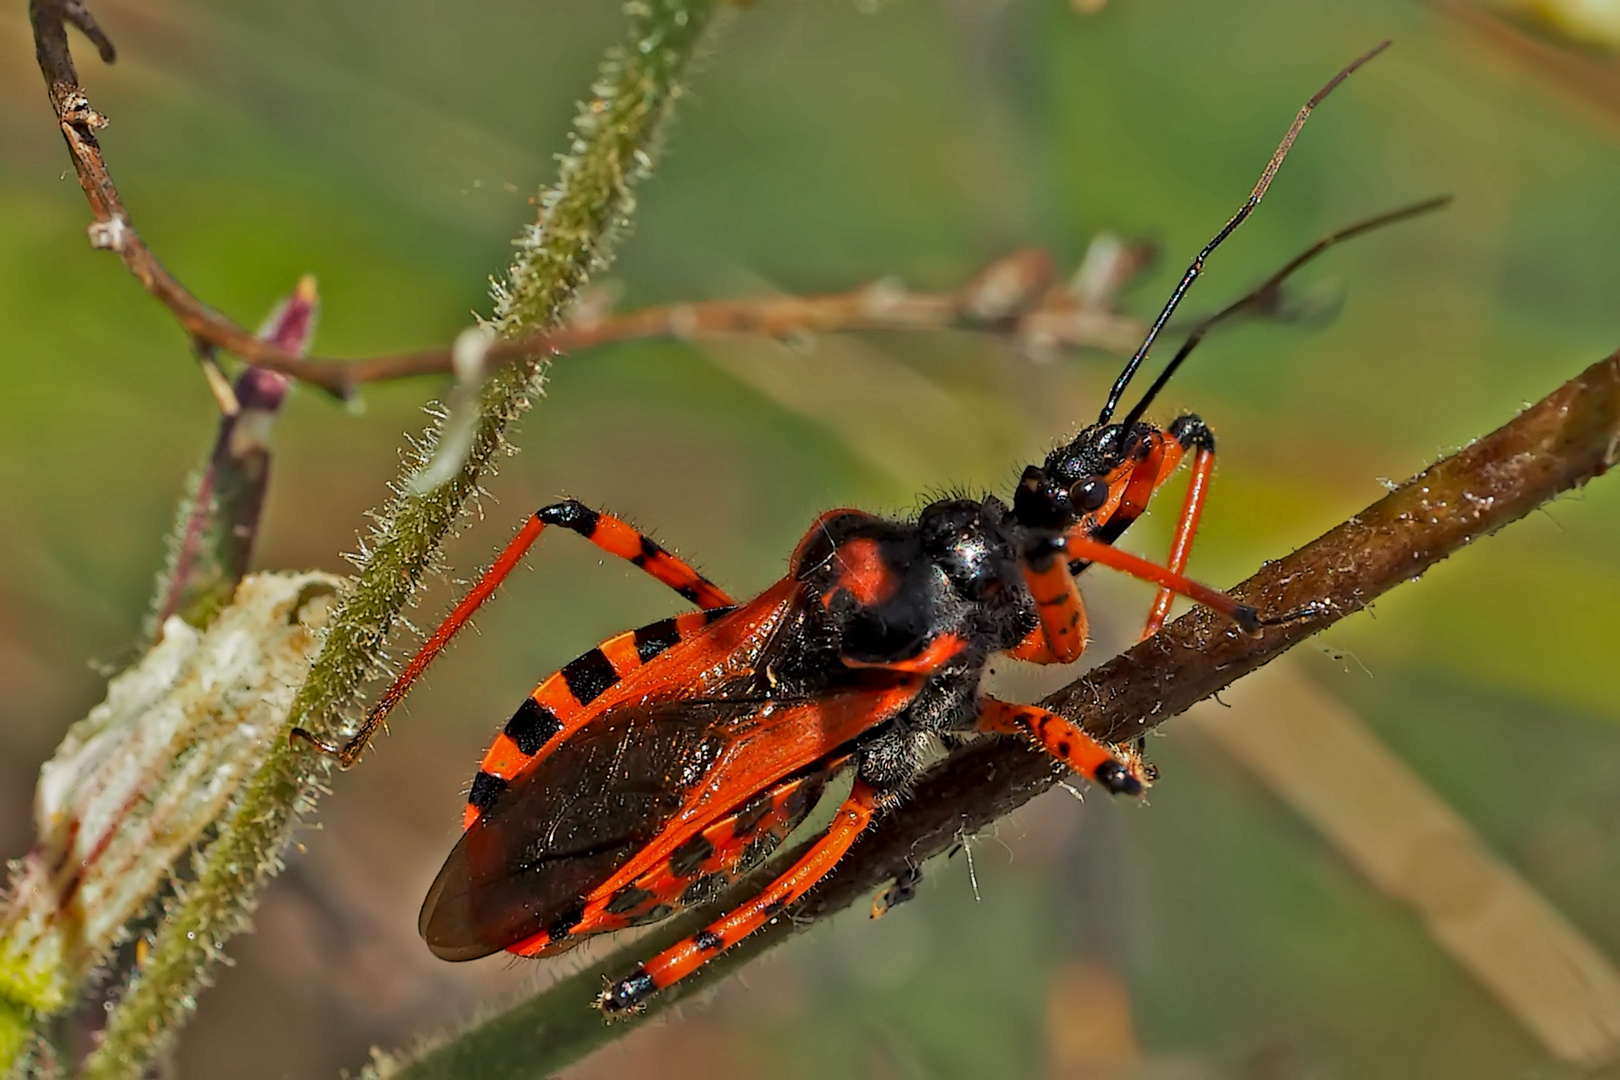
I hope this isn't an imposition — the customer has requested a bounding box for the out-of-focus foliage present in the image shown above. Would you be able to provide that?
[1525,0,1620,50]
[0,0,1616,1076]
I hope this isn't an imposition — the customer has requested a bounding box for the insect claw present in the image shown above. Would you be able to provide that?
[287,725,364,769]
[287,725,332,754]
[1092,760,1146,797]
[870,864,924,919]
[596,969,656,1018]
[1231,604,1263,635]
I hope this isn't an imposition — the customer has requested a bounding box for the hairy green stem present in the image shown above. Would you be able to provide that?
[0,1001,26,1075]
[79,3,721,1076]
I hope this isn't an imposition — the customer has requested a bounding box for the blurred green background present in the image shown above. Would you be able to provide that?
[2,0,1618,1077]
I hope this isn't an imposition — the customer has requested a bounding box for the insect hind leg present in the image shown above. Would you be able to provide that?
[598,779,886,1016]
[292,500,733,768]
[537,500,733,611]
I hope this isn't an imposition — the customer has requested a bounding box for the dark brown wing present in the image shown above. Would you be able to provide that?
[420,676,923,960]
[420,699,756,961]
[422,581,811,961]
[421,574,926,962]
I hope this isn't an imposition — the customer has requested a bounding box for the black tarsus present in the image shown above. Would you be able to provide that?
[599,968,657,1016]
[1092,760,1144,797]
[537,499,600,535]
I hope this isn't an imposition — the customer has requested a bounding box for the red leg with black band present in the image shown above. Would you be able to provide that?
[599,779,885,1015]
[1005,621,1067,664]
[977,697,1148,796]
[1018,541,1091,664]
[292,500,735,767]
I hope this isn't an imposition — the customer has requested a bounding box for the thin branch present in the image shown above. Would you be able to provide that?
[20,0,1367,406]
[268,244,1153,393]
[28,0,1142,404]
[388,351,1620,1080]
[27,0,1123,407]
[27,0,304,391]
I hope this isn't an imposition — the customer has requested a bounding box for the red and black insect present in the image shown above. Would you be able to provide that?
[296,41,1442,1016]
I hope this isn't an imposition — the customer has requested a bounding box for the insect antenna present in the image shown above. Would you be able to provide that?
[1097,39,1392,427]
[1116,194,1452,435]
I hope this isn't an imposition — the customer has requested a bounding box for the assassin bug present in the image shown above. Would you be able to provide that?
[294,41,1442,1015]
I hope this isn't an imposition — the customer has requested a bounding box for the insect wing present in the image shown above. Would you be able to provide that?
[420,683,923,961]
[421,699,758,961]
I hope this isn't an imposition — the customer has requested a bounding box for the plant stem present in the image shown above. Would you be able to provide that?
[147,280,318,640]
[78,3,721,1076]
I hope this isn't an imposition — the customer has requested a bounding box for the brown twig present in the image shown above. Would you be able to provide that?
[29,1,1147,402]
[31,1,1165,406]
[29,4,1407,411]
[393,350,1619,1079]
[28,2,304,382]
[298,245,1155,395]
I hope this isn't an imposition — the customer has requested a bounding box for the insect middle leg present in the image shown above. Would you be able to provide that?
[598,778,885,1015]
[293,499,734,767]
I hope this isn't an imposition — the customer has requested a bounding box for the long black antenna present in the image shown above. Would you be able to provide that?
[1116,194,1452,435]
[1096,39,1392,426]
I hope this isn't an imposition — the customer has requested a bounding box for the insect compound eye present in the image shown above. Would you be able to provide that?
[1070,479,1109,514]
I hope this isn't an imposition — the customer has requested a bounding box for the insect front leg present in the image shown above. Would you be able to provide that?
[1065,418,1219,639]
[1003,608,1082,665]
[1133,416,1218,639]
[598,779,887,1016]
